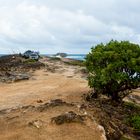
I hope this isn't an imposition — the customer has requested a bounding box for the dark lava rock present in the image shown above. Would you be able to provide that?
[51,111,85,125]
[0,54,45,83]
[0,54,44,72]
[54,53,67,57]
[37,99,74,112]
[0,72,30,83]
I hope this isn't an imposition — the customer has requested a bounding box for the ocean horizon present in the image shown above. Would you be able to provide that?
[0,54,86,61]
[44,54,86,60]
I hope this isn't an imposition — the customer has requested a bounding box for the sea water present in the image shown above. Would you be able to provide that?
[66,54,86,60]
[44,54,86,61]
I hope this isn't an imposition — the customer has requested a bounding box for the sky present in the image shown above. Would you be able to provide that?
[0,0,140,54]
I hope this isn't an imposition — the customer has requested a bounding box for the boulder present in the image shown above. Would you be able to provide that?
[51,111,85,125]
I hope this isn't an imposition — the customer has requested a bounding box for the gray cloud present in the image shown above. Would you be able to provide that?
[0,0,140,54]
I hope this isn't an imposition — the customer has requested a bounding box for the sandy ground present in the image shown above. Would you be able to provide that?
[0,58,89,110]
[0,58,139,140]
[0,59,106,140]
[0,69,88,110]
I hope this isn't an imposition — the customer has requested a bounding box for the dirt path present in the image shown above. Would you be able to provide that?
[0,59,106,140]
[0,58,88,110]
[0,69,88,110]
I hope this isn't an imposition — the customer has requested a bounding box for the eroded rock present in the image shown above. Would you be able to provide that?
[37,99,74,112]
[51,111,85,125]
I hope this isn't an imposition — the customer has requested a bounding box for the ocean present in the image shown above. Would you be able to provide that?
[44,54,86,61]
[66,54,86,60]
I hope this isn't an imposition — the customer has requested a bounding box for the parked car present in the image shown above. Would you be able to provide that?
[23,50,33,58]
[29,53,39,61]
[22,50,40,61]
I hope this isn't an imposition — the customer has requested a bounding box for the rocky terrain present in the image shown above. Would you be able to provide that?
[0,55,106,140]
[0,55,139,140]
[0,54,44,83]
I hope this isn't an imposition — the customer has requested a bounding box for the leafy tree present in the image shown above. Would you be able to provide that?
[85,40,140,101]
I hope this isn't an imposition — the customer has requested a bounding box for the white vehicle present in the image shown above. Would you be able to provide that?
[29,53,39,61]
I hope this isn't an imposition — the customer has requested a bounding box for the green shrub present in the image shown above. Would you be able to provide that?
[128,115,140,130]
[64,60,85,66]
[50,57,61,61]
[24,59,36,64]
[85,40,140,101]
[124,102,140,110]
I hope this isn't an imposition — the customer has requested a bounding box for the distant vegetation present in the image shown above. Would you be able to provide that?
[49,57,61,61]
[23,59,37,64]
[86,40,140,101]
[64,60,85,67]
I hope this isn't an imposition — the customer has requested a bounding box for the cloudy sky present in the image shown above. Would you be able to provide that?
[0,0,140,54]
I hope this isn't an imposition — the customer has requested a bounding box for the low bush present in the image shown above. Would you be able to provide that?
[23,59,37,64]
[128,115,140,131]
[64,60,85,66]
[50,57,61,61]
[123,102,140,110]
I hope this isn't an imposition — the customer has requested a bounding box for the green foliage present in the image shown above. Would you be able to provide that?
[23,59,36,64]
[85,40,140,101]
[127,115,140,131]
[64,60,85,66]
[50,57,61,61]
[123,102,140,110]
